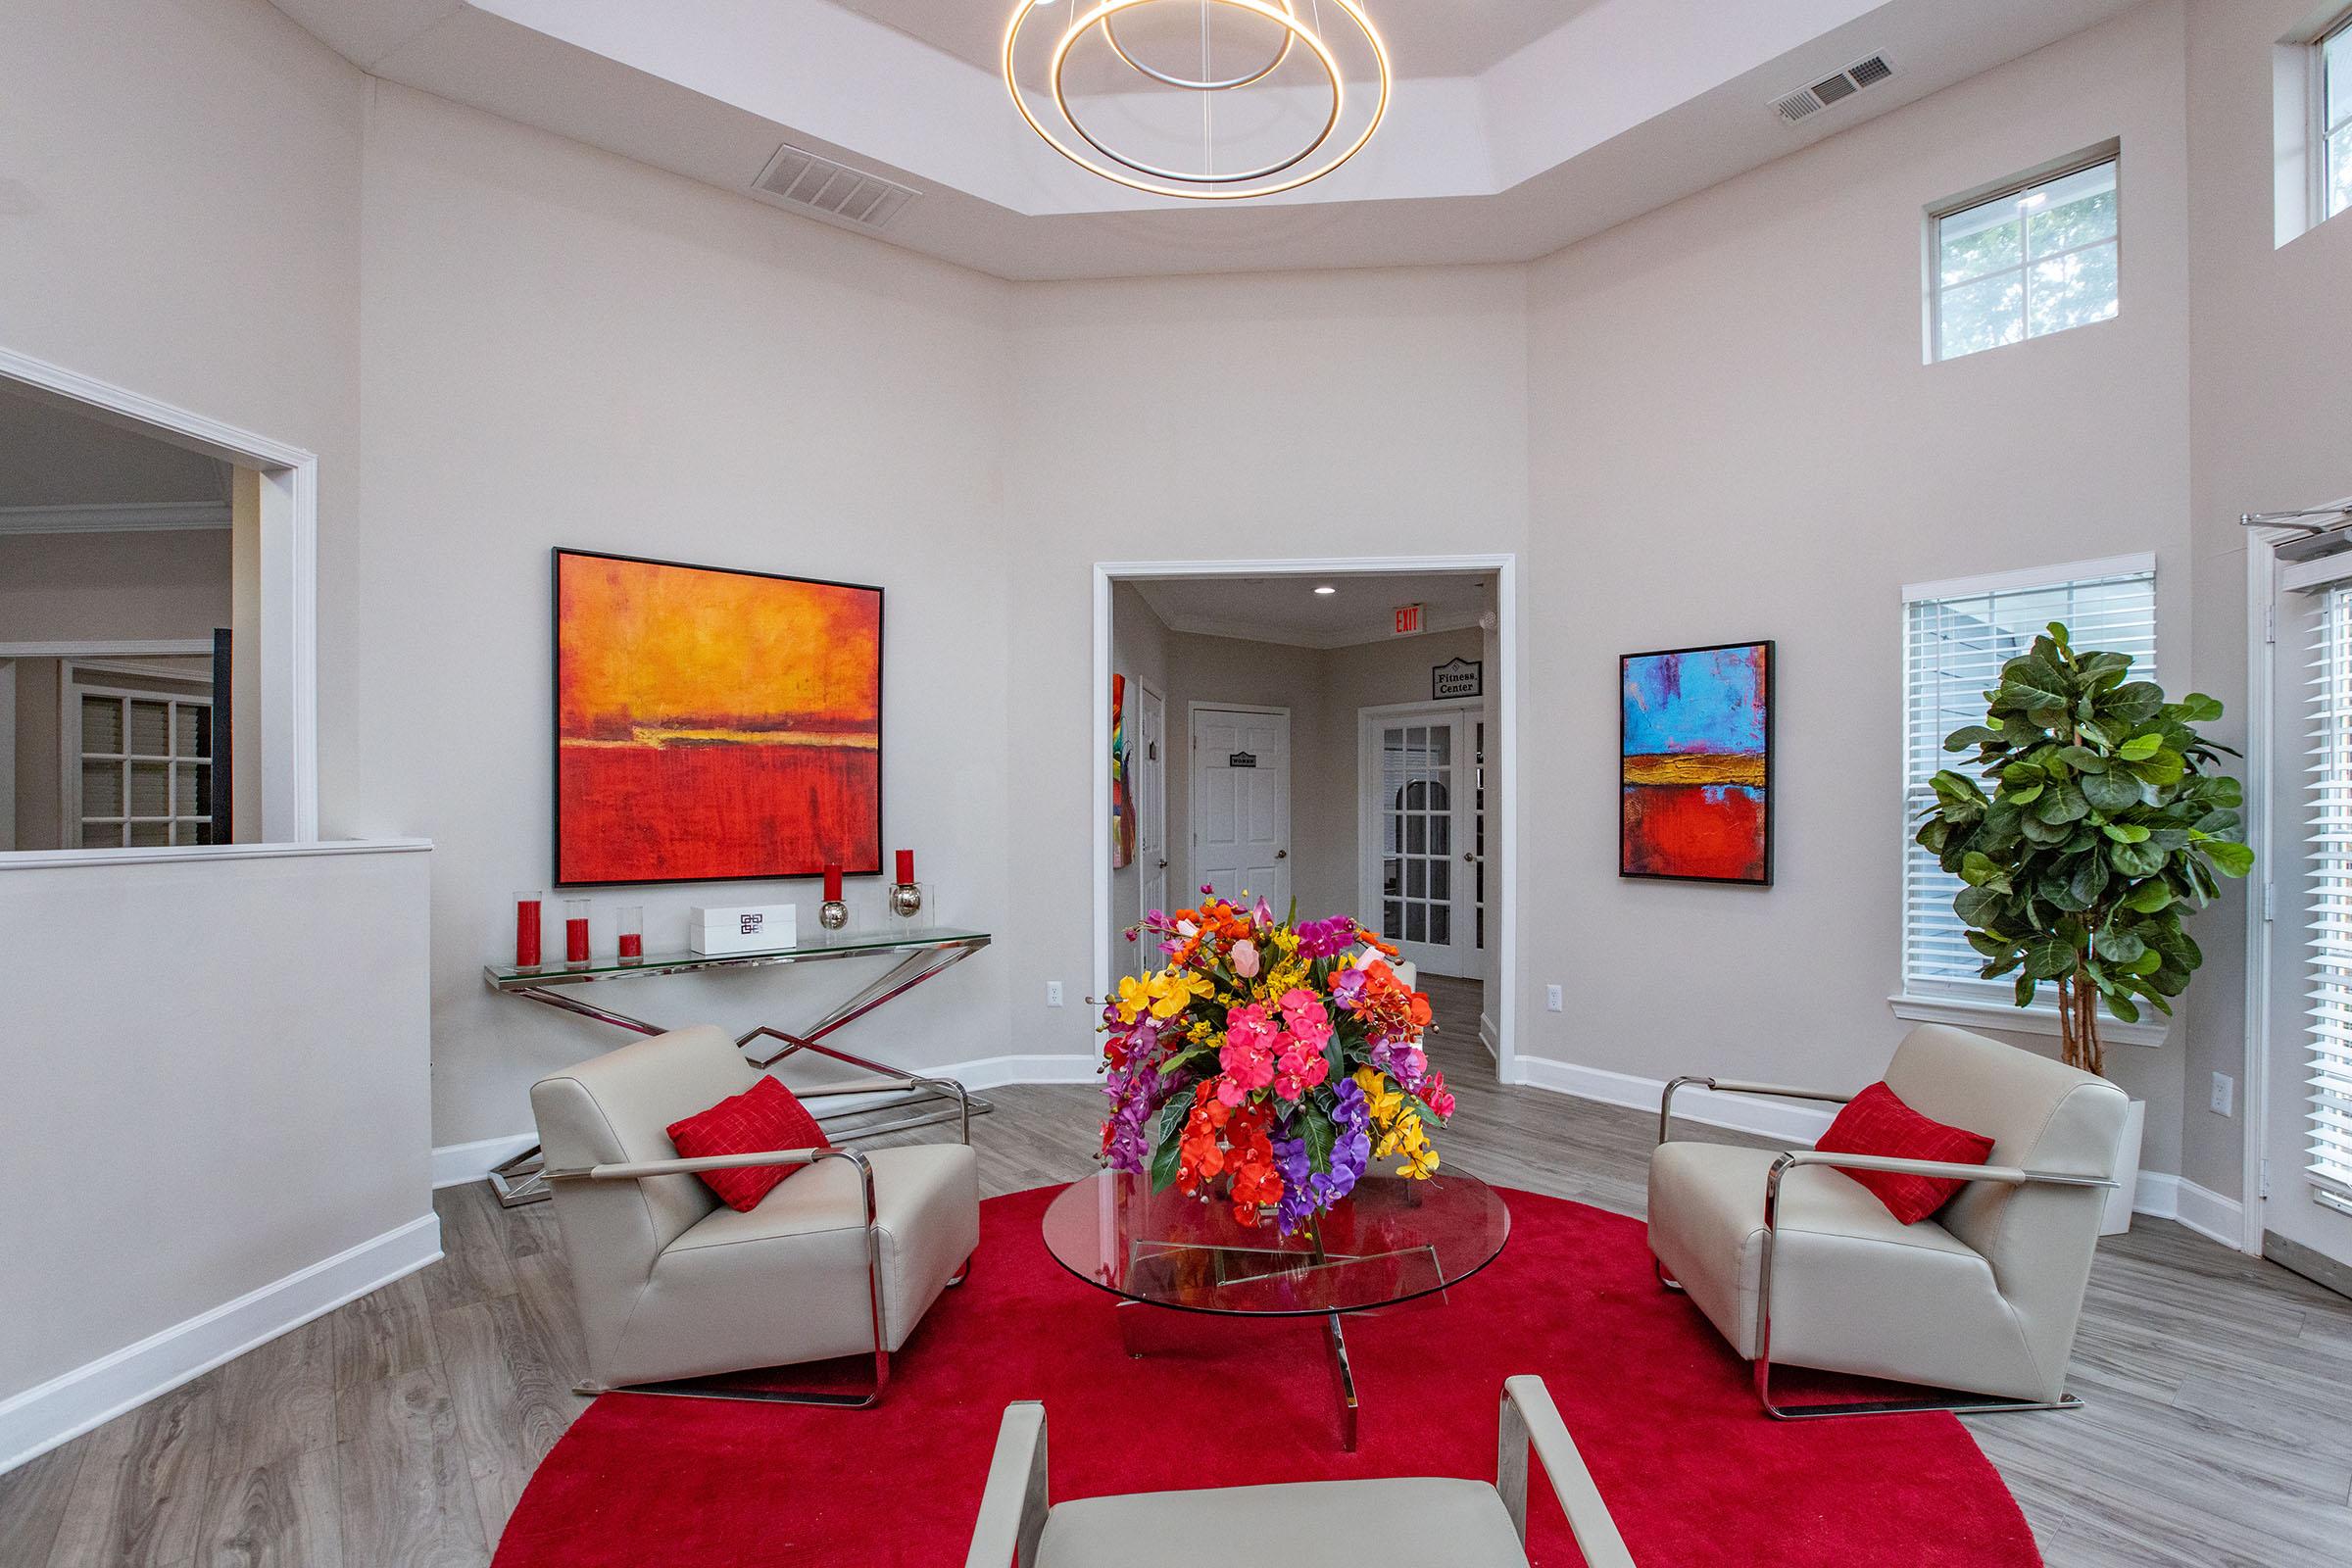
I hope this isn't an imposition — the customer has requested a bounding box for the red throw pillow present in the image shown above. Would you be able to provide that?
[1815,1081,1995,1224]
[664,1075,831,1212]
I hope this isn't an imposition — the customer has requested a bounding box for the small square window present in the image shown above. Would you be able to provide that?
[1930,157,2119,363]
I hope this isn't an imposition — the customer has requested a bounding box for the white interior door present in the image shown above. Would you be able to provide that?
[1136,682,1167,973]
[1191,706,1290,911]
[1364,710,1476,978]
[2262,566,2352,1283]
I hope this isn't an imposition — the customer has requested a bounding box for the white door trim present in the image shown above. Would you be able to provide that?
[0,345,317,851]
[1136,679,1167,959]
[1092,554,1520,1085]
[1356,699,1483,978]
[1186,702,1292,914]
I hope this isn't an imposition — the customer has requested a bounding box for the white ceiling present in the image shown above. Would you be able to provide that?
[834,0,1604,81]
[269,0,2145,279]
[0,388,232,518]
[1132,570,1493,649]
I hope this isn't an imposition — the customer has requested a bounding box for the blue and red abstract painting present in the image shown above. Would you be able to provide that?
[1620,641,1773,884]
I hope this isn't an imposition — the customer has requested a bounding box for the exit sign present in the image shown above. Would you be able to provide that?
[1393,603,1424,635]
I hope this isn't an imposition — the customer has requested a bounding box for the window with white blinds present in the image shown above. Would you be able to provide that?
[2303,584,2352,1200]
[1901,559,2158,1004]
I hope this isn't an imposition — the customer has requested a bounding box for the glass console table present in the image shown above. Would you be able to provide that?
[482,926,992,1205]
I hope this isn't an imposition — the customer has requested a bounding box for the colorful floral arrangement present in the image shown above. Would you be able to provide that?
[1101,888,1455,1233]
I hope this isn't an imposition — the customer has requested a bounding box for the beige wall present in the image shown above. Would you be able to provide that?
[0,529,231,642]
[1526,1,2198,1170]
[354,83,1018,1142]
[2178,0,2352,1203]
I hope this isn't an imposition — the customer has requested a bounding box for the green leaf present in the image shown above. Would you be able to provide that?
[2081,769,2144,812]
[2115,733,2163,762]
[1299,1104,1336,1176]
[1954,884,2008,930]
[2006,782,2046,807]
[2015,972,2037,1007]
[2108,839,2165,878]
[2034,782,2090,824]
[2121,880,2174,913]
[2201,840,2255,877]
[2103,991,2142,1024]
[2057,746,2109,773]
[2171,692,2224,722]
[2023,935,2079,981]
[2100,822,2150,843]
[1148,1095,1193,1194]
[2017,811,2071,844]
[1942,725,2006,752]
[2074,652,2132,684]
[2068,856,2110,907]
[2103,682,2167,725]
[1957,851,2007,887]
[2093,928,2146,965]
[2129,749,2186,787]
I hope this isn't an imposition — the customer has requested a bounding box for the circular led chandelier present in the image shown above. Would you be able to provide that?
[1004,0,1392,201]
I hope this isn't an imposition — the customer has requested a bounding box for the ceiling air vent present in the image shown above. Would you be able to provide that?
[1771,53,1896,124]
[751,144,918,231]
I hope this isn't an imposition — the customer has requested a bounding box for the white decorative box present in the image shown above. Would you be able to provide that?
[688,904,798,956]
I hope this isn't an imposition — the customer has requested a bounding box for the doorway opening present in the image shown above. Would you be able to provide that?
[1094,556,1517,1081]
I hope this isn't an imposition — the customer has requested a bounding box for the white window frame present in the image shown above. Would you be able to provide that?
[63,662,218,850]
[1891,553,2169,1047]
[1925,143,2122,366]
[2321,13,2352,224]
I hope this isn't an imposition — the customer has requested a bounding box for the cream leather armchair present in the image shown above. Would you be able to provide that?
[1646,1023,2127,1420]
[963,1377,1635,1568]
[531,1023,980,1407]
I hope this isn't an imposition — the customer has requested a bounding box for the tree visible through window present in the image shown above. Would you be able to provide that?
[1933,158,2119,362]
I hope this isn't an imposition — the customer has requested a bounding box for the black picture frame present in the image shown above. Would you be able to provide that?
[551,546,885,889]
[1617,638,1774,887]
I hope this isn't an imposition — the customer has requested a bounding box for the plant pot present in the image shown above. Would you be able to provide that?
[2099,1098,2145,1237]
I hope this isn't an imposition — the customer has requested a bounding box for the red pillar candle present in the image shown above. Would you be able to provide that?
[896,849,915,884]
[564,899,591,964]
[617,933,643,959]
[616,905,643,963]
[824,864,844,901]
[514,893,542,968]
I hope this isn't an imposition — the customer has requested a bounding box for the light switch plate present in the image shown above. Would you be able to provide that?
[1047,981,1064,1007]
[1545,984,1563,1012]
[2209,1071,2233,1117]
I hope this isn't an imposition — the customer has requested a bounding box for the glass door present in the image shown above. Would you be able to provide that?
[1371,712,1474,977]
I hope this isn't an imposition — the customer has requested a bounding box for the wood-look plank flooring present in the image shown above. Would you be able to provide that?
[4,974,2346,1565]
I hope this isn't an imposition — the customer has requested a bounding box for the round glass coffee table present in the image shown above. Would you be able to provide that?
[1041,1168,1510,1449]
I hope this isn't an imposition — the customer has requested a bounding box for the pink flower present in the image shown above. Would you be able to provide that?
[1232,940,1261,979]
[1423,1070,1456,1120]
[1270,1036,1331,1102]
[1277,988,1333,1049]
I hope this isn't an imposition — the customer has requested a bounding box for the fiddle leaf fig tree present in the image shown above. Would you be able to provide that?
[1915,621,2252,1078]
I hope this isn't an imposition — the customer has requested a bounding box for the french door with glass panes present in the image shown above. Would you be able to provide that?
[69,677,216,848]
[1361,707,1481,978]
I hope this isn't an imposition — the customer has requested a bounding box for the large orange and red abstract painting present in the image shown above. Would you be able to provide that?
[1620,641,1773,885]
[554,550,882,886]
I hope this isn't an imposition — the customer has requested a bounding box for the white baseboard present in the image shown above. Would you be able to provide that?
[432,1134,537,1189]
[0,1212,441,1475]
[1513,1054,1839,1146]
[428,1053,1106,1189]
[2131,1172,2245,1249]
[1477,1013,1499,1062]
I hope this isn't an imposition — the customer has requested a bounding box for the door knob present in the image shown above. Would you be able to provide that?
[1276,849,1288,859]
[1156,858,1168,869]
[1463,852,1477,862]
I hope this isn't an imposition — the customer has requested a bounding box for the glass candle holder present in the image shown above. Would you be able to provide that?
[887,880,930,927]
[514,892,544,968]
[564,899,592,966]
[616,906,644,964]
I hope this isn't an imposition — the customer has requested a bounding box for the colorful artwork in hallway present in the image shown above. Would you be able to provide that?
[1619,641,1772,884]
[1110,673,1135,869]
[554,549,882,885]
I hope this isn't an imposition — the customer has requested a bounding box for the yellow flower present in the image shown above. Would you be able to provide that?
[1112,975,1154,1025]
[1353,1067,1403,1128]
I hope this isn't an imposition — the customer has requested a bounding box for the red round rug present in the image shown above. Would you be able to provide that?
[493,1184,2040,1567]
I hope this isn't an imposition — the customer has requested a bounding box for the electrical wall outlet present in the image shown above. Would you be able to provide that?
[1047,981,1064,1007]
[1545,984,1563,1012]
[2209,1071,2234,1117]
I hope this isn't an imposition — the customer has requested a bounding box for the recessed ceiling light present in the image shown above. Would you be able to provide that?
[1313,585,1338,596]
